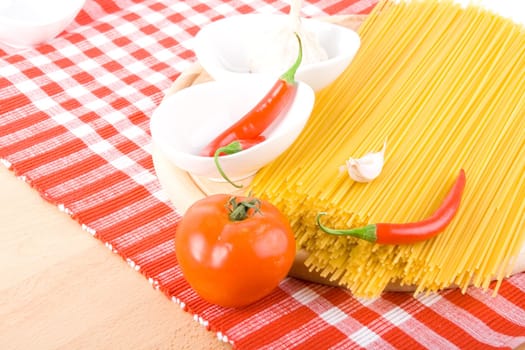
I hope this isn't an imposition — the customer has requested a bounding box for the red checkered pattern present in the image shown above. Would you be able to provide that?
[1,0,524,349]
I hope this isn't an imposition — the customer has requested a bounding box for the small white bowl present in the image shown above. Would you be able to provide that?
[194,14,360,91]
[150,75,315,181]
[0,0,85,48]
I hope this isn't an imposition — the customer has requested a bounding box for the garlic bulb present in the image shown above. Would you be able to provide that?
[340,141,387,183]
[246,0,328,74]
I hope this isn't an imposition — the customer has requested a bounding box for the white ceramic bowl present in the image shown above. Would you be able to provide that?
[150,75,315,181]
[194,14,360,91]
[0,0,85,48]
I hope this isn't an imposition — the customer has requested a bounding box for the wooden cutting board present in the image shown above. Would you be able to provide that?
[152,15,525,292]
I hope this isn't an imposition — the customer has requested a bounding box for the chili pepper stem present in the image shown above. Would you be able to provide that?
[280,33,303,84]
[213,141,244,188]
[316,213,378,242]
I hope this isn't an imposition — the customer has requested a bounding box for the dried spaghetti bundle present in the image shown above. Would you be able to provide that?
[250,0,525,297]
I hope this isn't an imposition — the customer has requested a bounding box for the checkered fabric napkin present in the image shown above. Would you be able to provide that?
[1,0,524,348]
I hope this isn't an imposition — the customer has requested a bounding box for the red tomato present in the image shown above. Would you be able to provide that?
[175,194,295,308]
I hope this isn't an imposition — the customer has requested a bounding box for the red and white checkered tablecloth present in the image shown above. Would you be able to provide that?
[1,0,524,348]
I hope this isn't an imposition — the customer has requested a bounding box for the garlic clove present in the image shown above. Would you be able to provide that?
[341,141,386,183]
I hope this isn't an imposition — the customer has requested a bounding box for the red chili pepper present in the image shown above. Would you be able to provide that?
[316,169,466,244]
[200,33,303,157]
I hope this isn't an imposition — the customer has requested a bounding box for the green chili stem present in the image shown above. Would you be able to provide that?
[213,141,243,188]
[316,213,378,242]
[280,33,303,84]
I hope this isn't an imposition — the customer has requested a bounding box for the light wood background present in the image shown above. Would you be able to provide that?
[0,165,230,349]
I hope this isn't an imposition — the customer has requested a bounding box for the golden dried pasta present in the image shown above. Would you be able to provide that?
[250,0,525,297]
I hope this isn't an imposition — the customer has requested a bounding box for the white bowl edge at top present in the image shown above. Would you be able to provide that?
[194,13,361,91]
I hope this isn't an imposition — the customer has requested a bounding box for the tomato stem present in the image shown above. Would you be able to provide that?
[214,141,243,188]
[227,196,261,221]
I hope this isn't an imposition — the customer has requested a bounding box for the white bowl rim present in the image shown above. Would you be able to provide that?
[150,75,316,179]
[194,13,361,91]
[152,77,315,160]
[0,0,86,26]
[195,13,360,67]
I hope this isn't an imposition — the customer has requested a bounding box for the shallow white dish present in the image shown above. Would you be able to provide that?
[194,14,360,91]
[0,0,85,48]
[150,74,315,181]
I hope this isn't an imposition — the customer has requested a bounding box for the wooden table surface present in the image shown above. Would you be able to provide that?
[0,165,230,350]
